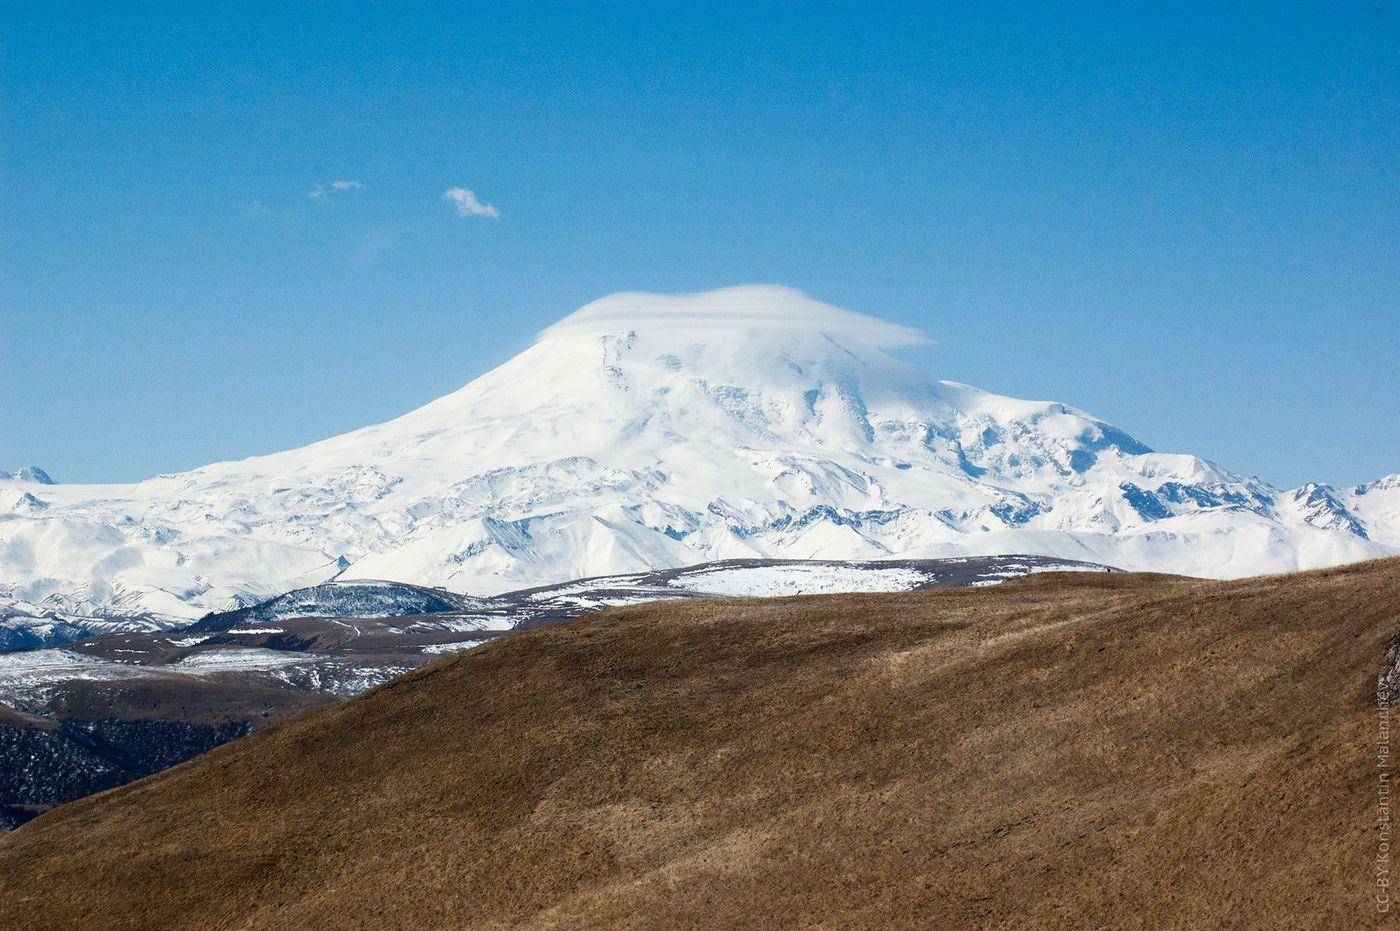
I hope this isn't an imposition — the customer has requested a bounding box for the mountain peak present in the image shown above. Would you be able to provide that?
[0,286,1394,626]
[0,465,55,484]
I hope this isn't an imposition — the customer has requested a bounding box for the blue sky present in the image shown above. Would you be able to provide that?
[2,1,1396,487]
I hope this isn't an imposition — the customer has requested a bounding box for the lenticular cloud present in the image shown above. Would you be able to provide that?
[538,285,932,349]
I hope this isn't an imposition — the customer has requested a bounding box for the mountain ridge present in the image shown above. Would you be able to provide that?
[1,286,1395,632]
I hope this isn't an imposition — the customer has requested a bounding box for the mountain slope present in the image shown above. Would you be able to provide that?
[2,286,1394,632]
[2,559,1395,928]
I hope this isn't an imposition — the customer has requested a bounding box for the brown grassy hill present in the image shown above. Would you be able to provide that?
[3,559,1398,929]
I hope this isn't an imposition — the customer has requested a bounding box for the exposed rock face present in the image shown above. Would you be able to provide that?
[1379,635,1400,705]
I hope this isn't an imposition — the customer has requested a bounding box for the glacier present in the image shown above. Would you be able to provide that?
[2,285,1396,635]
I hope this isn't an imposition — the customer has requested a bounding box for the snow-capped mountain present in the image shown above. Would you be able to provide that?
[2,285,1396,632]
[0,466,55,485]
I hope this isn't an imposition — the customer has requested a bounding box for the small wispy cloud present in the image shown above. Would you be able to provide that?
[309,180,364,200]
[442,187,500,219]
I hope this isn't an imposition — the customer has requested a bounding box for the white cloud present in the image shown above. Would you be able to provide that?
[442,187,500,219]
[309,180,364,200]
[539,285,931,349]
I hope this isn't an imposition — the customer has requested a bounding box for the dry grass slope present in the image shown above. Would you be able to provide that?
[3,559,1398,929]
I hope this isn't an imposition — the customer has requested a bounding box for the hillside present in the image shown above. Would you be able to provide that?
[0,557,1091,826]
[2,559,1397,928]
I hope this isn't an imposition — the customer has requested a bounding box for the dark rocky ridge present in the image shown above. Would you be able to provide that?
[0,715,250,829]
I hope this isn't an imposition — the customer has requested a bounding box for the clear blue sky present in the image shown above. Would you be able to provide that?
[2,1,1396,487]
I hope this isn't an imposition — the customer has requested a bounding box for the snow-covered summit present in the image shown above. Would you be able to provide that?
[1,286,1395,629]
[0,466,55,484]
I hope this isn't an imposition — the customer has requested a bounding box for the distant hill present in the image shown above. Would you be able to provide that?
[2,558,1396,928]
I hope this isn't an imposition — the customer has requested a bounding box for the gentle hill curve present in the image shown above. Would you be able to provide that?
[2,559,1397,928]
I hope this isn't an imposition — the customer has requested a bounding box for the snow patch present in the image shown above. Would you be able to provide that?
[420,641,485,655]
[669,564,928,597]
[170,648,309,674]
